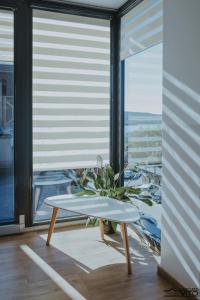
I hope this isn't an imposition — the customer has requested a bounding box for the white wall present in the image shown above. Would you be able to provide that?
[161,0,200,288]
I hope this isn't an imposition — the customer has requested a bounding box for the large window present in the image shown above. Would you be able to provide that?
[0,10,15,224]
[121,0,163,219]
[32,10,110,222]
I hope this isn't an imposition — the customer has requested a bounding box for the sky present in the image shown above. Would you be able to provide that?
[125,43,163,115]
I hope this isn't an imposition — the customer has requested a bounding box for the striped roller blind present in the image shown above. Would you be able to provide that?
[121,0,163,60]
[33,10,110,171]
[125,113,162,166]
[0,10,13,62]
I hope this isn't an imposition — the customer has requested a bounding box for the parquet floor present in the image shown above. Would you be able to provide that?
[0,226,181,300]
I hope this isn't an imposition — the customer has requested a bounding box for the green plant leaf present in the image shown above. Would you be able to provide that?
[125,187,141,194]
[99,190,108,197]
[115,187,126,195]
[111,222,118,231]
[107,165,114,177]
[117,195,130,201]
[96,155,103,168]
[140,198,153,206]
[96,174,104,189]
[114,173,120,182]
[78,189,96,196]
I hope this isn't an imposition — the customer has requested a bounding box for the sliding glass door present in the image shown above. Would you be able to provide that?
[32,10,110,222]
[0,9,15,224]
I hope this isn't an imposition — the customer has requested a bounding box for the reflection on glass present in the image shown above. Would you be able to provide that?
[0,10,14,223]
[124,44,162,203]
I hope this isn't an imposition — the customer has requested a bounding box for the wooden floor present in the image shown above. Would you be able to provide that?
[0,225,180,300]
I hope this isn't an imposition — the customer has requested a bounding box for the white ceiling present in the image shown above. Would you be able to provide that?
[64,0,128,10]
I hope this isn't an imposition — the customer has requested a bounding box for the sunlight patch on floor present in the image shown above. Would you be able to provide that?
[20,244,86,300]
[40,227,148,271]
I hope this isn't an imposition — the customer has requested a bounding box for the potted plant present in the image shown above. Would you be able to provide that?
[76,156,153,234]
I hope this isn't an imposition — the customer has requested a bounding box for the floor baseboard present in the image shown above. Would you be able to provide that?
[157,266,199,299]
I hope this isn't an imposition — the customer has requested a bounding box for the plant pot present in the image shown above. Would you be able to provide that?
[103,220,116,234]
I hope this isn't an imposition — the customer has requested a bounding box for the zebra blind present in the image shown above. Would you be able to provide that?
[125,112,162,166]
[33,10,110,171]
[0,10,13,62]
[121,0,163,60]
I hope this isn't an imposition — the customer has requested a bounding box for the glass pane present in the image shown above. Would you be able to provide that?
[124,43,162,211]
[0,10,15,224]
[32,10,110,222]
[125,44,162,169]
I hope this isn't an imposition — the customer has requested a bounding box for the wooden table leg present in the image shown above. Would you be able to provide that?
[121,223,132,275]
[99,218,104,240]
[46,207,59,246]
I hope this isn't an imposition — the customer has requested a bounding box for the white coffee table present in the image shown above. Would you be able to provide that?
[45,194,140,274]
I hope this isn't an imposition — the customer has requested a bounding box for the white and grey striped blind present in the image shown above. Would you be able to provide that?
[0,10,13,62]
[121,0,163,60]
[33,10,110,171]
[126,123,162,165]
